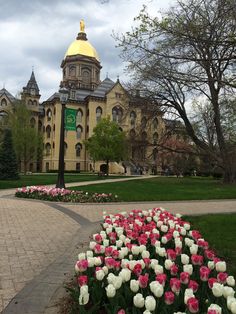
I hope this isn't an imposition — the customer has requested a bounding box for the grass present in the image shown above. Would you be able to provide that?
[70,176,236,201]
[0,173,129,189]
[184,213,236,278]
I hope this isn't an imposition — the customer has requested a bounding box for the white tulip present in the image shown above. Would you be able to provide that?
[86,250,93,258]
[107,273,116,284]
[161,225,168,233]
[161,236,168,244]
[145,296,156,311]
[106,284,116,298]
[87,257,94,267]
[212,283,224,297]
[131,246,140,255]
[142,250,150,259]
[133,293,145,308]
[154,264,164,274]
[95,269,105,281]
[89,241,96,250]
[183,264,193,275]
[189,244,198,255]
[223,286,235,298]
[149,281,164,297]
[143,311,152,314]
[94,257,102,266]
[227,276,235,286]
[184,288,194,304]
[103,239,109,247]
[164,259,174,270]
[139,245,146,253]
[112,276,122,290]
[227,297,236,310]
[150,259,159,269]
[119,269,131,282]
[180,228,187,236]
[231,301,236,314]
[102,266,108,275]
[215,261,226,272]
[130,279,139,293]
[208,261,215,270]
[181,254,189,265]
[80,285,88,295]
[78,252,86,260]
[184,223,190,230]
[79,292,89,305]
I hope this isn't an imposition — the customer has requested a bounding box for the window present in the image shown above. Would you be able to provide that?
[28,99,33,106]
[75,143,82,157]
[33,100,37,106]
[141,117,147,129]
[69,66,76,77]
[0,111,8,124]
[1,98,7,106]
[30,117,36,128]
[46,162,50,172]
[141,131,147,141]
[76,109,83,124]
[47,109,52,121]
[153,118,158,130]
[153,148,158,161]
[153,132,158,144]
[82,68,91,88]
[96,107,102,122]
[71,90,76,99]
[76,125,83,139]
[115,93,122,99]
[112,106,123,123]
[46,125,51,138]
[38,120,42,132]
[45,143,51,156]
[130,111,136,127]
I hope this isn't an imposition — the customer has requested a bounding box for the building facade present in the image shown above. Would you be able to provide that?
[0,22,164,174]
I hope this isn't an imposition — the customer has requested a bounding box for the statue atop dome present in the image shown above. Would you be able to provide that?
[80,19,85,33]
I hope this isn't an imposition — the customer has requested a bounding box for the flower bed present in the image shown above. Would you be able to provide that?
[70,208,236,314]
[15,186,118,203]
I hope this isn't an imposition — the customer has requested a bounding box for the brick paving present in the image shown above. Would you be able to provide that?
[0,177,236,313]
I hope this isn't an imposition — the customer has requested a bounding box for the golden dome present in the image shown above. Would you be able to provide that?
[65,21,99,61]
[65,39,100,61]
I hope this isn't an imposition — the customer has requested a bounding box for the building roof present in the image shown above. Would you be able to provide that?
[92,78,115,98]
[22,71,40,95]
[0,88,16,102]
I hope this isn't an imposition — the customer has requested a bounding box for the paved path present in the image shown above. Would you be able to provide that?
[0,176,236,313]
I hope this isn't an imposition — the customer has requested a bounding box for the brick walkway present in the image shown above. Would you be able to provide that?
[0,177,236,313]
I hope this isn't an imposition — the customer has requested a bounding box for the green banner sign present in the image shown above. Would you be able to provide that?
[65,108,77,131]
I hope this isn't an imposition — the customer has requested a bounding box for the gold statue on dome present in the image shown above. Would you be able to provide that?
[80,19,85,32]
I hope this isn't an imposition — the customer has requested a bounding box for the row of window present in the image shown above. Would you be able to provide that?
[45,162,81,172]
[45,142,82,157]
[129,130,159,143]
[28,99,37,106]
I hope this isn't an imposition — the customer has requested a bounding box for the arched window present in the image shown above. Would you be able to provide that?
[38,120,42,132]
[141,131,147,141]
[75,143,82,157]
[33,100,37,106]
[64,142,68,156]
[153,148,158,161]
[153,118,158,130]
[112,106,123,123]
[69,65,76,77]
[30,117,36,128]
[130,111,136,127]
[46,125,51,138]
[28,99,33,106]
[76,109,83,124]
[96,107,102,123]
[129,129,136,138]
[1,98,7,106]
[45,143,51,156]
[82,68,91,88]
[153,132,158,144]
[141,117,147,129]
[76,125,83,139]
[0,111,8,124]
[47,109,52,121]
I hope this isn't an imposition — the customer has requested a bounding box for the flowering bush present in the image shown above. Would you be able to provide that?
[70,208,236,313]
[15,186,118,203]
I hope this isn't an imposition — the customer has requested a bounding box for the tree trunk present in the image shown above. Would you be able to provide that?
[106,160,109,176]
[24,160,27,175]
[222,156,236,183]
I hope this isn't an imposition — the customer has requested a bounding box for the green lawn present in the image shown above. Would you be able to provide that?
[184,214,236,278]
[70,177,236,201]
[0,173,128,189]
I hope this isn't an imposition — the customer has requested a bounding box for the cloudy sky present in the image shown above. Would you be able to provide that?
[0,0,175,101]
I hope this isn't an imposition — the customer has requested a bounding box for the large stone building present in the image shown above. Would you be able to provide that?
[0,22,164,174]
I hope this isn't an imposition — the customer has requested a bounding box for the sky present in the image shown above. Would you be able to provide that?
[0,0,175,101]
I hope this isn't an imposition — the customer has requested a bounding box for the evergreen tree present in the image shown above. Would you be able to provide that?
[0,129,19,180]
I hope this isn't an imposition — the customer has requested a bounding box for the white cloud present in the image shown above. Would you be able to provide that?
[0,0,175,101]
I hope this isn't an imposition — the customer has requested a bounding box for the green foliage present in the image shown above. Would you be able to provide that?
[9,102,43,173]
[0,129,19,180]
[84,118,127,175]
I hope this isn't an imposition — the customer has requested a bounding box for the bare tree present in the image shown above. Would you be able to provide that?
[115,0,236,182]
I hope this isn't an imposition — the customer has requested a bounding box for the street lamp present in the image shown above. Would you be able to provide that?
[56,87,69,188]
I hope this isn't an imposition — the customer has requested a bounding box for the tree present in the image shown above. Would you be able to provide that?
[0,129,19,180]
[84,118,127,175]
[10,102,43,174]
[115,0,236,182]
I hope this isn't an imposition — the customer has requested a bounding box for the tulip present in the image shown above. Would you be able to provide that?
[133,293,145,308]
[145,296,156,312]
[106,284,116,298]
[212,283,224,297]
[187,297,199,313]
[164,291,175,305]
[130,279,139,293]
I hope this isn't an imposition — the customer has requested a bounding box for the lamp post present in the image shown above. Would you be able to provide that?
[56,87,69,189]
